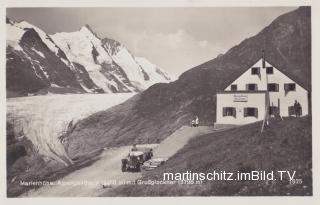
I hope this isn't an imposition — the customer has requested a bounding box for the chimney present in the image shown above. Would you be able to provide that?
[262,49,266,68]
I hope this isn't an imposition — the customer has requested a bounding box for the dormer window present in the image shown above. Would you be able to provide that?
[266,67,274,74]
[284,83,296,92]
[251,67,260,75]
[230,84,237,91]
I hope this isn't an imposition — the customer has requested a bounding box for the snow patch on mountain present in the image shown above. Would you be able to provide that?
[107,44,145,85]
[31,47,45,58]
[15,21,60,56]
[51,26,113,71]
[6,23,25,51]
[135,57,172,86]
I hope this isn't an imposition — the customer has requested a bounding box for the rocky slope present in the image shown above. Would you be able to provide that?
[6,18,171,97]
[65,7,311,158]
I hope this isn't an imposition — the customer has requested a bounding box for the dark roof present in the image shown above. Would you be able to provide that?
[222,57,309,92]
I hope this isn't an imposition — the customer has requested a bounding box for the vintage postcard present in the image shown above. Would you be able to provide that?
[1,0,319,204]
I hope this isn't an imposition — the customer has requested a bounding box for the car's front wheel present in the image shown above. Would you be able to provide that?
[121,161,127,172]
[136,164,141,172]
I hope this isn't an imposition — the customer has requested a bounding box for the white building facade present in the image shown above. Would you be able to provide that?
[215,57,309,125]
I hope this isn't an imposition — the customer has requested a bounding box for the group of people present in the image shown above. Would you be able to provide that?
[191,115,199,127]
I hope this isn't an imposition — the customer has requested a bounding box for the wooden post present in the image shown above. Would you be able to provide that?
[261,50,270,133]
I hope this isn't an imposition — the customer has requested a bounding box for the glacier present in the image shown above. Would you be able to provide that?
[7,93,135,166]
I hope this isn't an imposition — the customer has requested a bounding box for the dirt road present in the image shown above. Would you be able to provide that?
[22,144,157,197]
[21,126,217,197]
[153,126,216,159]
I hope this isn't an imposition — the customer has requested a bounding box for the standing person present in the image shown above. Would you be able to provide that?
[131,144,138,151]
[195,116,199,127]
[297,101,302,117]
[293,100,299,118]
[191,119,195,127]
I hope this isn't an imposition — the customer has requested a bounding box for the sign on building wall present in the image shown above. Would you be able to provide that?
[233,94,248,102]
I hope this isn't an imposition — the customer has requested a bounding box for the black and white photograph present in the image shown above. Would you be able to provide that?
[1,0,319,203]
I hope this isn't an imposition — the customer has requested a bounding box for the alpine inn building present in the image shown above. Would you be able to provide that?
[215,57,309,125]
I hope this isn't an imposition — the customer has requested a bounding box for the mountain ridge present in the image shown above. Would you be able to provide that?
[6,18,172,97]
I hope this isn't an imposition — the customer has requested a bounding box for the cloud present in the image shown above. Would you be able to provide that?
[112,27,225,77]
[166,29,187,48]
[133,29,213,51]
[198,40,209,48]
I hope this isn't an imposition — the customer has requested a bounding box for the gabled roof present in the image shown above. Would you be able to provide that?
[223,57,309,92]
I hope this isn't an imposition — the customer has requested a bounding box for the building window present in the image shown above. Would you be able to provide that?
[246,83,258,91]
[266,67,274,74]
[231,84,237,91]
[269,106,279,115]
[268,83,279,92]
[251,67,260,75]
[288,106,302,116]
[244,107,258,118]
[223,107,236,118]
[284,83,296,92]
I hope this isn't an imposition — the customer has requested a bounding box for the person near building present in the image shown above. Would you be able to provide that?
[195,116,199,127]
[131,144,138,151]
[294,100,302,117]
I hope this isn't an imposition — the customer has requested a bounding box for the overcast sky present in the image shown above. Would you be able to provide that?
[7,7,296,78]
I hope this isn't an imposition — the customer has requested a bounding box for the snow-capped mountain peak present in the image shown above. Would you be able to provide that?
[7,18,172,96]
[15,20,61,56]
[79,24,100,39]
[101,37,173,90]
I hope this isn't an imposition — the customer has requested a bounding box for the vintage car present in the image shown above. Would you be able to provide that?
[121,147,153,172]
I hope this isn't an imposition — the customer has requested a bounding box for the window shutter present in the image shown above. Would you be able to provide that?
[246,84,249,90]
[244,108,248,117]
[254,84,258,91]
[232,108,236,118]
[276,84,279,92]
[223,107,226,116]
[254,108,258,118]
